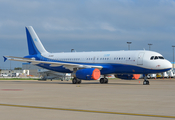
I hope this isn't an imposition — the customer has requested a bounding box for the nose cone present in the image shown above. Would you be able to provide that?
[167,60,172,68]
[164,60,172,70]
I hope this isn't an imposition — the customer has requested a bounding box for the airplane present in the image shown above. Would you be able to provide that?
[3,26,172,85]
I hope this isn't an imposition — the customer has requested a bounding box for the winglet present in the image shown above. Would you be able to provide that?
[3,56,7,62]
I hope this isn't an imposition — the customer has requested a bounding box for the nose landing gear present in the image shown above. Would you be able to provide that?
[143,75,149,85]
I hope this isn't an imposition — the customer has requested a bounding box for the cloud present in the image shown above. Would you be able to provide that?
[99,23,116,31]
[42,18,83,31]
[1,0,175,68]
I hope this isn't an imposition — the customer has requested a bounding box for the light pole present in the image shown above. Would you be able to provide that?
[127,42,132,50]
[10,61,11,70]
[148,44,152,51]
[172,46,175,69]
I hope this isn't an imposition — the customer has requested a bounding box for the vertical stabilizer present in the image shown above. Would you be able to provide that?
[25,26,48,55]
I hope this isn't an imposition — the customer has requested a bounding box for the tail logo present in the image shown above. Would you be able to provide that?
[34,38,37,42]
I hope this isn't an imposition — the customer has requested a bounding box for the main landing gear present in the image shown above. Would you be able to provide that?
[100,76,108,84]
[72,77,81,84]
[72,76,109,84]
[143,74,149,85]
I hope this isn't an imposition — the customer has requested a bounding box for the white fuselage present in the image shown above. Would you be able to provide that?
[40,50,172,74]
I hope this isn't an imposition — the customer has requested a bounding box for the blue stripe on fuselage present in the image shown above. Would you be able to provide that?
[36,63,171,74]
[24,54,171,75]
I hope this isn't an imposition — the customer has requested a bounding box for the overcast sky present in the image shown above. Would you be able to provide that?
[0,0,175,69]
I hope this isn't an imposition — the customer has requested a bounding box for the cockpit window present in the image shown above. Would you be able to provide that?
[159,56,164,59]
[155,56,158,60]
[150,56,154,60]
[150,56,164,60]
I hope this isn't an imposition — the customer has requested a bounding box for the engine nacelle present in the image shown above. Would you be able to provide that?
[74,68,101,80]
[115,74,140,80]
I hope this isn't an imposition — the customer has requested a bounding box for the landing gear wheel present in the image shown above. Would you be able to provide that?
[100,78,108,84]
[72,78,81,84]
[143,80,149,85]
[77,79,81,84]
[100,78,104,84]
[104,78,108,84]
[72,78,77,84]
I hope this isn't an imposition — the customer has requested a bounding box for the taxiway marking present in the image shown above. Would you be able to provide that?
[0,103,175,119]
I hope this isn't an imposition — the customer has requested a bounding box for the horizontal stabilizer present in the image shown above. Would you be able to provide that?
[3,56,7,62]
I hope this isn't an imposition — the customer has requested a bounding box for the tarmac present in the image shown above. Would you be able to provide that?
[0,78,175,120]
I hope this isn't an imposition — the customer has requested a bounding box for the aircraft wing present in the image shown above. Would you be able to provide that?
[3,56,103,71]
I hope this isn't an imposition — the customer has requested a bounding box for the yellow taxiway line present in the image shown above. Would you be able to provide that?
[0,103,175,119]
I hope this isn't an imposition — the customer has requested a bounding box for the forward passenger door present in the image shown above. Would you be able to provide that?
[137,52,145,65]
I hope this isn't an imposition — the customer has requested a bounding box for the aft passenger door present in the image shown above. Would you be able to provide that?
[137,52,145,65]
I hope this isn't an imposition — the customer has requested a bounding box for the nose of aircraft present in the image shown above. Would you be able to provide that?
[165,60,172,69]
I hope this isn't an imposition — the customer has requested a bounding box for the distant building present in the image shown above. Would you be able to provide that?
[0,69,29,77]
[22,63,41,76]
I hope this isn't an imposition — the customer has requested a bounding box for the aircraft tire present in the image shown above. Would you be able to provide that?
[100,78,104,84]
[143,80,149,85]
[72,78,77,84]
[104,78,108,84]
[77,79,81,84]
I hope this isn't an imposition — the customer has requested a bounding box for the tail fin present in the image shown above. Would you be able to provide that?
[25,26,48,55]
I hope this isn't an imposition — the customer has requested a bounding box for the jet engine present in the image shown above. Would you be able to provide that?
[115,74,140,80]
[74,68,101,80]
